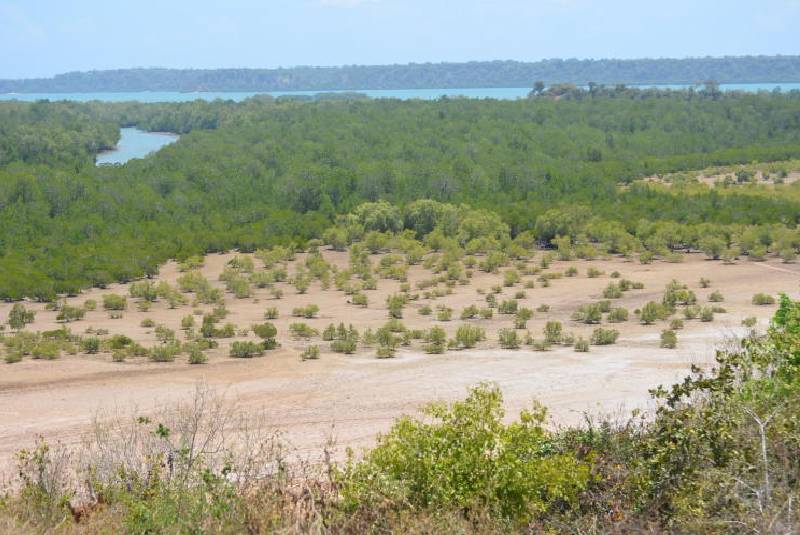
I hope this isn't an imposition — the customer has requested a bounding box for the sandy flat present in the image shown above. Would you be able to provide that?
[0,251,796,474]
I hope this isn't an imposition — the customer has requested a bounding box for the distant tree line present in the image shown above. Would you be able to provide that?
[2,56,800,93]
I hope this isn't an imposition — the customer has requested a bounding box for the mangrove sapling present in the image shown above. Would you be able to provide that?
[752,293,776,305]
[229,341,264,359]
[574,338,590,352]
[514,308,533,329]
[7,304,34,332]
[670,319,685,330]
[660,330,678,349]
[423,327,447,354]
[436,306,453,321]
[453,325,486,349]
[301,345,320,361]
[289,323,318,340]
[498,329,520,349]
[590,328,619,345]
[607,307,629,323]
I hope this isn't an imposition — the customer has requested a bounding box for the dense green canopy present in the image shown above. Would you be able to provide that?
[2,88,800,299]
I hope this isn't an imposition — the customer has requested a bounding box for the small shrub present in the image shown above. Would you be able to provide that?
[289,323,318,340]
[607,307,629,323]
[574,338,590,352]
[102,294,127,311]
[699,277,711,288]
[603,283,622,299]
[151,342,181,362]
[436,306,453,321]
[498,329,520,349]
[514,308,533,329]
[418,327,445,354]
[587,267,603,278]
[230,341,264,358]
[572,303,602,324]
[264,307,279,319]
[184,344,206,364]
[709,291,724,302]
[543,321,563,344]
[498,300,518,315]
[460,304,479,320]
[670,319,685,330]
[752,293,776,305]
[660,330,677,349]
[453,324,485,349]
[81,337,100,354]
[590,328,619,345]
[301,345,320,360]
[742,316,758,328]
[56,305,85,323]
[640,301,670,324]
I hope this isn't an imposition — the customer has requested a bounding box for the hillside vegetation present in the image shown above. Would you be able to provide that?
[2,55,800,92]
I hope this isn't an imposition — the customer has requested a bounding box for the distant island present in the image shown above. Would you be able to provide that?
[3,56,800,93]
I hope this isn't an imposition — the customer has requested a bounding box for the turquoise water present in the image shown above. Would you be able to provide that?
[96,128,178,165]
[3,83,800,103]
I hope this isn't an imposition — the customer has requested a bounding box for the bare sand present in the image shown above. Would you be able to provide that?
[0,251,796,474]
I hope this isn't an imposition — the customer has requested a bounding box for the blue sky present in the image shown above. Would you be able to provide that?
[1,0,798,78]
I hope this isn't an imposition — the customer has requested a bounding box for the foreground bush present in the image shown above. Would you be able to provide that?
[338,384,590,527]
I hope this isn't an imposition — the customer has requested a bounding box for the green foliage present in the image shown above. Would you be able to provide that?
[151,342,181,362]
[423,327,447,354]
[102,294,127,311]
[301,345,320,361]
[7,304,35,331]
[640,301,671,324]
[514,307,533,329]
[571,303,602,324]
[573,337,590,352]
[229,341,263,358]
[291,304,319,319]
[753,293,776,305]
[289,323,318,340]
[590,327,619,345]
[5,93,800,301]
[251,323,279,349]
[607,307,629,323]
[435,306,453,322]
[498,328,520,349]
[386,294,406,319]
[55,304,85,323]
[339,384,590,526]
[660,329,678,348]
[498,299,518,315]
[453,324,485,349]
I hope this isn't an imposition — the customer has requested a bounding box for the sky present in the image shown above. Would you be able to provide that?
[1,0,798,79]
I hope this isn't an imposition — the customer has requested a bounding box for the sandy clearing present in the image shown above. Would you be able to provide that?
[0,250,797,475]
